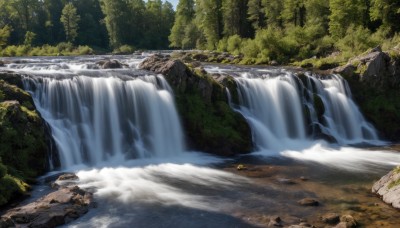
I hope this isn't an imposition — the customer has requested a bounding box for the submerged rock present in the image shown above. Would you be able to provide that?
[335,215,357,228]
[0,185,94,228]
[372,167,400,209]
[298,198,319,206]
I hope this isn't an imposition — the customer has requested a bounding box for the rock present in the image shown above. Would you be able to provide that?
[57,173,79,181]
[237,164,247,171]
[298,198,319,206]
[321,213,340,224]
[0,185,93,228]
[268,216,282,227]
[270,60,279,66]
[139,55,253,156]
[97,59,126,69]
[333,64,357,77]
[372,167,400,209]
[0,80,36,110]
[0,61,4,67]
[277,178,296,185]
[335,215,357,228]
[0,72,24,89]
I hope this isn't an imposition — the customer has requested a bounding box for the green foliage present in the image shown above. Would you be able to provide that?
[335,25,378,55]
[0,175,27,206]
[226,35,242,55]
[0,43,93,56]
[23,31,36,46]
[0,25,12,48]
[61,3,80,42]
[169,0,195,48]
[113,44,135,54]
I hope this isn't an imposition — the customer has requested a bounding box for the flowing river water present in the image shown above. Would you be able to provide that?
[1,55,400,227]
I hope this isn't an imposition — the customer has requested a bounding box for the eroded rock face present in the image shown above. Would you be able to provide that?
[139,54,253,156]
[372,167,400,209]
[0,185,93,228]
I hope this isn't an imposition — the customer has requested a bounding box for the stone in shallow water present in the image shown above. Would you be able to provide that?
[297,198,319,206]
[321,212,340,224]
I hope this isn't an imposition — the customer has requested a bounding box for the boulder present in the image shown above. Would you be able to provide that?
[97,59,126,69]
[335,215,357,228]
[139,54,253,156]
[0,61,4,67]
[372,167,400,209]
[0,185,94,228]
[321,213,340,224]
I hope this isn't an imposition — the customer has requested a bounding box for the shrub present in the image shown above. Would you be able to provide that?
[335,25,378,55]
[226,35,242,55]
[217,37,228,52]
[113,44,135,54]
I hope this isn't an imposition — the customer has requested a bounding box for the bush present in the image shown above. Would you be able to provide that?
[226,35,242,55]
[113,44,135,54]
[217,38,228,52]
[335,25,379,55]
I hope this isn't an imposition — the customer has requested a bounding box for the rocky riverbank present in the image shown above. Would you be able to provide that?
[0,173,94,228]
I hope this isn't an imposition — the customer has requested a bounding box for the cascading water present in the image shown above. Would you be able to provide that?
[15,57,185,168]
[234,70,381,150]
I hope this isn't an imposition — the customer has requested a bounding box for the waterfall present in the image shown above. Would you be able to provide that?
[232,70,381,151]
[23,74,185,168]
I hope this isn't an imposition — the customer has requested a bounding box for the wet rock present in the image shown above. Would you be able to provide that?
[335,215,357,228]
[57,173,79,181]
[97,59,126,69]
[270,60,279,66]
[0,185,93,228]
[298,198,319,206]
[321,212,340,224]
[372,167,400,209]
[237,164,247,171]
[277,178,296,185]
[268,216,282,227]
[0,61,4,67]
[300,176,309,181]
[289,224,314,228]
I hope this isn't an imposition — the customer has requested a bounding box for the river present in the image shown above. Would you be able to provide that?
[1,54,399,227]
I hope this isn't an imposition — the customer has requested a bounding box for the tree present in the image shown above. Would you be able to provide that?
[329,0,369,39]
[195,0,223,49]
[0,25,11,48]
[282,0,306,27]
[248,0,266,30]
[262,0,284,28]
[370,0,400,34]
[222,0,252,37]
[169,0,195,48]
[60,3,80,42]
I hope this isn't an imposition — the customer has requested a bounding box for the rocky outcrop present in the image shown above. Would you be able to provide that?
[139,54,253,156]
[333,47,400,141]
[372,167,400,209]
[0,178,94,228]
[0,74,55,206]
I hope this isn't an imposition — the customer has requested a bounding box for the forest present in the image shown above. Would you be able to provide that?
[0,0,175,56]
[0,0,399,64]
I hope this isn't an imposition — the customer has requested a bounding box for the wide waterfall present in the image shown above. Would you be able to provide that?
[15,57,185,168]
[233,70,381,150]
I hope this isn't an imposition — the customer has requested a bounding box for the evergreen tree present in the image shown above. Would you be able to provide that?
[262,0,284,28]
[222,0,252,37]
[195,0,223,49]
[248,0,266,30]
[60,3,80,42]
[169,0,195,48]
[282,0,306,27]
[329,0,369,39]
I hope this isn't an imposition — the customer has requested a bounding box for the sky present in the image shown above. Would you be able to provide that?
[166,0,178,9]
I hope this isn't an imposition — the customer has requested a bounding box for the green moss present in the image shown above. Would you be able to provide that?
[393,166,400,174]
[0,174,28,206]
[388,178,400,189]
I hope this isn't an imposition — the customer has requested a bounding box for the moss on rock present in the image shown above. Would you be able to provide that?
[139,55,253,156]
[0,76,50,206]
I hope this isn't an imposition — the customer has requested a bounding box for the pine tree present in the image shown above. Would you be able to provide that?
[248,0,266,30]
[262,0,284,28]
[195,0,223,49]
[222,0,252,37]
[60,3,80,42]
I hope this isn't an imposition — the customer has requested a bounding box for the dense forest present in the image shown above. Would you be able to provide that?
[0,0,175,55]
[0,0,399,63]
[169,0,400,64]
